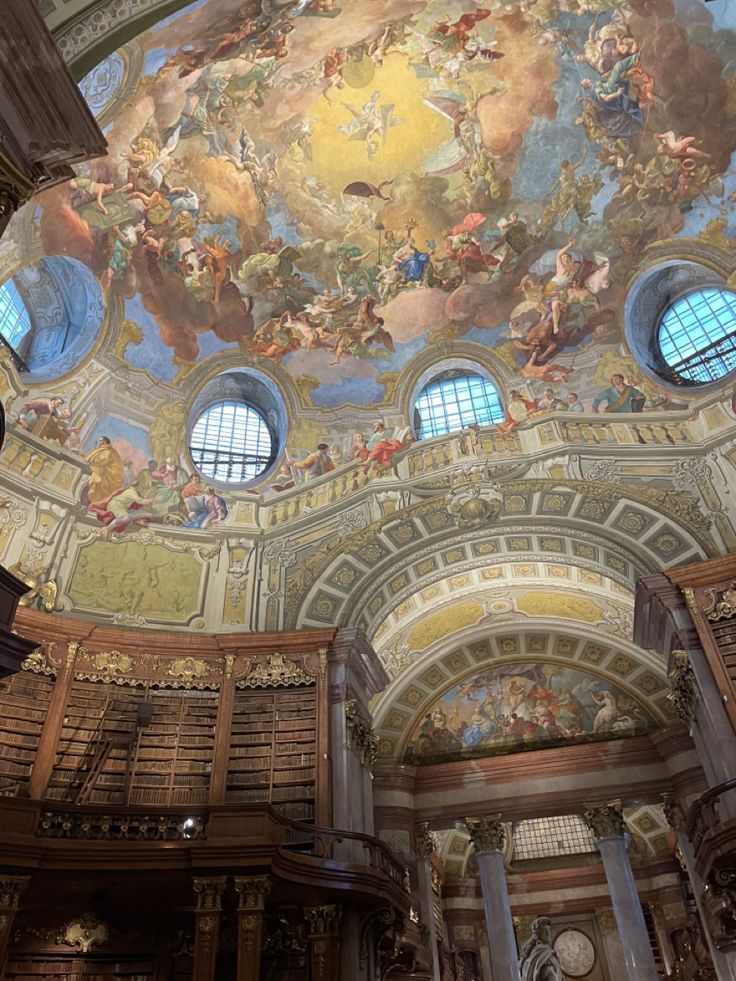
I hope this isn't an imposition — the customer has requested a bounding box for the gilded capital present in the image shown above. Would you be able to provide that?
[584,801,625,841]
[414,822,436,860]
[304,904,342,937]
[192,876,227,912]
[465,816,505,854]
[234,875,271,911]
[0,876,30,913]
[667,650,699,727]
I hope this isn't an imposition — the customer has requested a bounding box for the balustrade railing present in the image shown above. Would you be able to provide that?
[686,777,736,852]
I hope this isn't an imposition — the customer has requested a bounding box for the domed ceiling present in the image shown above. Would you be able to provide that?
[1,0,736,662]
[9,0,736,441]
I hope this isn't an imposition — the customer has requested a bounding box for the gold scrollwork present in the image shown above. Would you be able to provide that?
[703,581,736,622]
[238,654,312,689]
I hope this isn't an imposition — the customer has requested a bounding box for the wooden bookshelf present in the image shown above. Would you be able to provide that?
[0,671,54,797]
[226,685,317,822]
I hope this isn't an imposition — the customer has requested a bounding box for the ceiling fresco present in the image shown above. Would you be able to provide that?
[7,0,736,455]
[402,660,655,764]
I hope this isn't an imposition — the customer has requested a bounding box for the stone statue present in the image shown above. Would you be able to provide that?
[519,916,563,981]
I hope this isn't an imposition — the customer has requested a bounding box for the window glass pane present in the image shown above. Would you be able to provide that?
[414,372,504,440]
[189,401,273,483]
[659,288,736,383]
[0,281,32,349]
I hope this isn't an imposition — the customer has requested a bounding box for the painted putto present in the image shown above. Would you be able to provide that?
[404,663,654,764]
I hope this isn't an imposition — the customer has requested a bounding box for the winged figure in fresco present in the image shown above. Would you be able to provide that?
[337,91,404,157]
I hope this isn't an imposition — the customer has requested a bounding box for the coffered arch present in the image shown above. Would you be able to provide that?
[371,622,674,764]
[287,478,715,632]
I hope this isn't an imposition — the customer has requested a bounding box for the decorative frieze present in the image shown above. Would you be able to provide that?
[584,801,626,841]
[37,811,206,840]
[465,816,506,854]
[345,699,378,767]
[667,650,699,727]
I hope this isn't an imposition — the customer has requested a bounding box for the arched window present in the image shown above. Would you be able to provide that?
[189,401,274,484]
[0,280,32,350]
[413,371,504,440]
[658,288,736,384]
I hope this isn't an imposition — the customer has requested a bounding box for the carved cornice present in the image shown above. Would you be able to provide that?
[465,816,505,854]
[584,801,626,841]
[667,650,700,727]
[414,822,436,860]
[345,699,378,768]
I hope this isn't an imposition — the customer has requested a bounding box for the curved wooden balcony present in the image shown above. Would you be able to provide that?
[0,796,411,909]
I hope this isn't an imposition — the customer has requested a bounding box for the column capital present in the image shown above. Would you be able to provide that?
[584,801,625,840]
[192,876,228,911]
[234,875,271,911]
[414,822,436,860]
[304,904,342,938]
[667,650,700,727]
[465,816,505,854]
[0,876,30,913]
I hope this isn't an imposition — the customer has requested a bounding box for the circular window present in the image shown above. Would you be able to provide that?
[413,371,504,440]
[658,288,736,385]
[189,401,274,484]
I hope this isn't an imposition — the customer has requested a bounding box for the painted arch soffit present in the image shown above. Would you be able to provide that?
[287,476,714,630]
[371,624,672,764]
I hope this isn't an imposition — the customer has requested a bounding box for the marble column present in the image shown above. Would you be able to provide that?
[466,816,519,981]
[0,875,30,975]
[415,823,442,981]
[234,876,270,981]
[192,876,227,981]
[305,904,342,981]
[584,802,658,981]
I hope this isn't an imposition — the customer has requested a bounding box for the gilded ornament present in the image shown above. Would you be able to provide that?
[63,917,109,953]
[703,581,736,622]
[20,647,55,677]
[414,822,436,859]
[239,653,312,689]
[167,657,208,683]
[193,877,227,912]
[465,816,506,854]
[667,650,699,727]
[9,558,57,613]
[235,876,271,911]
[584,801,625,840]
[345,699,379,767]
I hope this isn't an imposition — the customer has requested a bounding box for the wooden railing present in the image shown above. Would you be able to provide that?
[24,798,410,894]
[685,777,736,852]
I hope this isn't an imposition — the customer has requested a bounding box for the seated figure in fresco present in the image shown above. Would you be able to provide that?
[592,374,645,413]
[183,485,228,528]
[83,436,125,507]
[361,421,407,471]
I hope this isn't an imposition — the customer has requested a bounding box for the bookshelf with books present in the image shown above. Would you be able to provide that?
[225,684,318,823]
[0,671,54,797]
